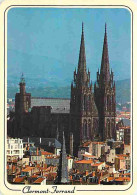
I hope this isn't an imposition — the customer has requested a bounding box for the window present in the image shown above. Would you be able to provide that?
[73,95,76,103]
[88,120,91,138]
[83,120,87,137]
[87,95,91,111]
[84,95,87,111]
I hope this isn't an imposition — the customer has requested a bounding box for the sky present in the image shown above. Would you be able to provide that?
[7,7,131,83]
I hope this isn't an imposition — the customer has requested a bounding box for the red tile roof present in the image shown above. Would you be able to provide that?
[117,154,129,157]
[116,157,125,160]
[108,177,114,182]
[14,177,25,183]
[44,172,57,178]
[82,154,96,158]
[120,112,130,114]
[75,160,94,164]
[67,156,73,159]
[93,142,104,145]
[123,173,130,176]
[82,141,91,147]
[91,162,104,167]
[33,177,45,184]
[115,177,130,182]
[108,177,130,182]
[22,167,34,172]
[44,166,56,172]
[45,156,54,159]
[40,167,48,171]
[35,171,41,175]
[31,175,39,178]
[119,126,130,130]
[41,151,53,155]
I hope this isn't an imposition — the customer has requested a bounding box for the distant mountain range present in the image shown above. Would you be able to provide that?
[8,49,74,87]
[7,78,131,104]
[115,79,131,103]
[7,49,131,103]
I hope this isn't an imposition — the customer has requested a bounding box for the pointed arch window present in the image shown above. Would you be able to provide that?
[111,119,115,138]
[106,119,110,138]
[107,95,111,111]
[112,95,115,111]
[83,120,87,138]
[73,95,76,103]
[84,95,87,111]
[87,95,91,111]
[93,118,99,137]
[88,119,91,139]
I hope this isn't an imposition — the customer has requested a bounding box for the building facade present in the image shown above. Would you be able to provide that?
[7,138,24,159]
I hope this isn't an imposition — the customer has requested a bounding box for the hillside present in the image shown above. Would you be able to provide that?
[7,79,131,104]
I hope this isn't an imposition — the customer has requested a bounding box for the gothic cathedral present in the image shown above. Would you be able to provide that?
[70,23,116,154]
[70,23,99,154]
[9,23,116,156]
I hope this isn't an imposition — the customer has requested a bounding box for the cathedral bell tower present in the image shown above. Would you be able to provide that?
[70,23,98,156]
[19,73,26,113]
[15,73,31,115]
[15,74,31,137]
[94,24,116,141]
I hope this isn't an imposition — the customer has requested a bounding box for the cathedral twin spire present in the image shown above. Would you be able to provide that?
[94,23,116,141]
[76,22,89,86]
[100,23,111,83]
[78,22,87,74]
[77,22,111,86]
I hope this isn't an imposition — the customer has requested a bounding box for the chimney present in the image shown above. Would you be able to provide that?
[70,175,72,180]
[85,170,89,176]
[98,178,101,184]
[70,132,73,156]
[92,171,95,177]
[76,169,79,173]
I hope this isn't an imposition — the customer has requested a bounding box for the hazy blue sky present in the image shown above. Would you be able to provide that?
[7,8,131,82]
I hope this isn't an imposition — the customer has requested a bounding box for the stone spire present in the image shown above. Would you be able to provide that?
[20,73,25,84]
[77,22,87,84]
[94,24,116,141]
[55,132,69,184]
[100,23,110,83]
[19,73,26,95]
